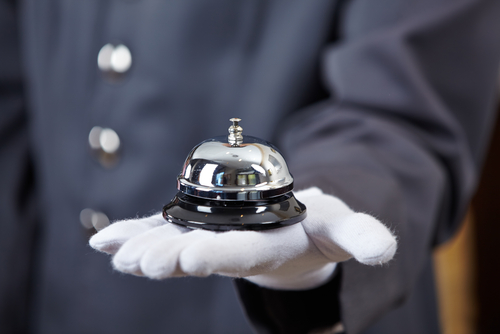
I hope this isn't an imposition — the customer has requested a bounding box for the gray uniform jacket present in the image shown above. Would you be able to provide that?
[1,0,500,333]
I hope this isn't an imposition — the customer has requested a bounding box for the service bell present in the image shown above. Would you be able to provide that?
[162,118,306,231]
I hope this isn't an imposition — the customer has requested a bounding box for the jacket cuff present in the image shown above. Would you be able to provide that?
[234,266,342,334]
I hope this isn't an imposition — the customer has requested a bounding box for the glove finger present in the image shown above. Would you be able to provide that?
[179,224,311,277]
[140,230,215,279]
[294,187,324,201]
[112,223,189,275]
[89,213,167,254]
[299,190,353,215]
[317,212,397,265]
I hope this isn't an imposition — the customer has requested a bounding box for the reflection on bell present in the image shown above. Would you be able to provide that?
[162,118,306,231]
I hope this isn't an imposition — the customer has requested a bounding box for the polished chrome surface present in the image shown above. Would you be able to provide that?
[168,118,304,230]
[177,120,294,201]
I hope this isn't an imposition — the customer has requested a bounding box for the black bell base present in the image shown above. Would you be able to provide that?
[163,192,306,231]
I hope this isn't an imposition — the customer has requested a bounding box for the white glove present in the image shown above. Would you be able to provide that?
[89,187,397,290]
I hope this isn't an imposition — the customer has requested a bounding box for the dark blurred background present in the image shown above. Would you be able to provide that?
[434,102,500,334]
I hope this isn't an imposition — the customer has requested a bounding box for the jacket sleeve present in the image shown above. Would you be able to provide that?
[236,0,500,333]
[0,1,38,332]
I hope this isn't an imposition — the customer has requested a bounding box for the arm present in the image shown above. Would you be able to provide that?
[265,0,500,332]
[0,1,38,332]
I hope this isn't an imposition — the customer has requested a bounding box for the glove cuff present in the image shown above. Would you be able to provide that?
[244,262,338,291]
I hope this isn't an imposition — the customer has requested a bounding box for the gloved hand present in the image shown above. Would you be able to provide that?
[89,187,397,290]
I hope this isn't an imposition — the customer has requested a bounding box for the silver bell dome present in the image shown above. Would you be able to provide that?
[178,118,294,201]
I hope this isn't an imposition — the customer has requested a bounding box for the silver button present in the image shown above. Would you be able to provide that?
[98,43,132,81]
[89,126,120,167]
[80,208,110,231]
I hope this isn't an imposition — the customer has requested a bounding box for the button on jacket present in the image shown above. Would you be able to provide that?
[1,0,500,333]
